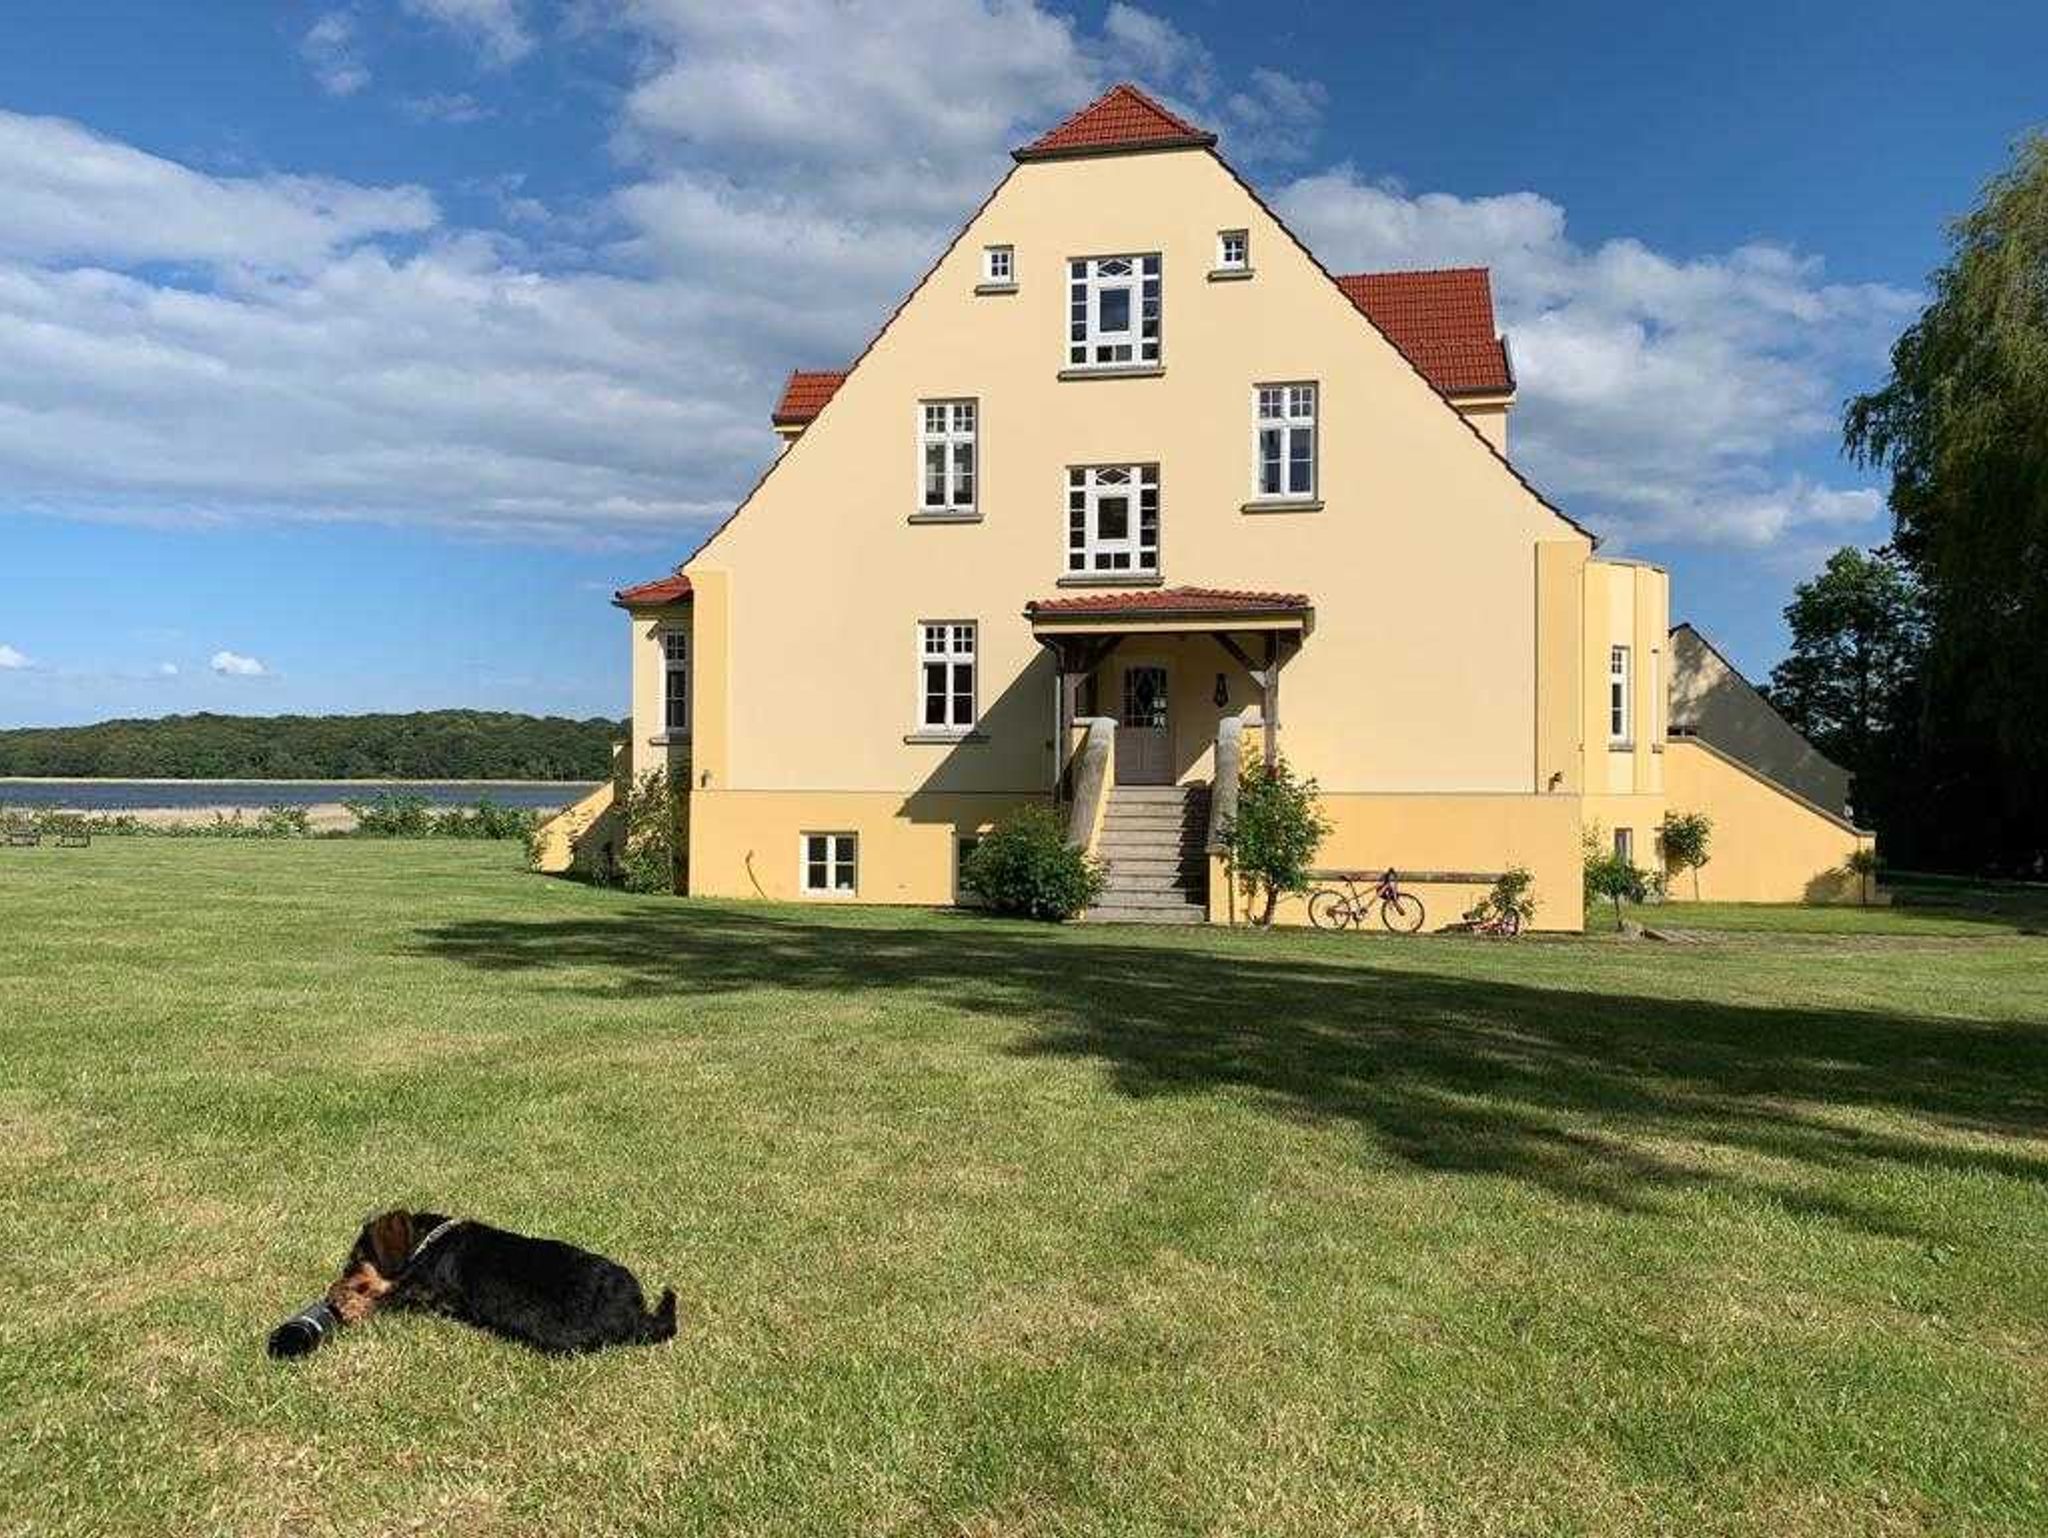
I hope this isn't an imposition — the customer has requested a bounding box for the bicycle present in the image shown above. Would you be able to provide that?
[1306,868,1427,934]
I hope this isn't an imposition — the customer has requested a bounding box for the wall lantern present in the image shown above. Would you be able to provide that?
[1213,673,1230,708]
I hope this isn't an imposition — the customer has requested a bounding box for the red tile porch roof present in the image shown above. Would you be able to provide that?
[1026,586,1310,619]
[771,370,849,426]
[1013,83,1216,162]
[613,572,692,607]
[1335,268,1513,397]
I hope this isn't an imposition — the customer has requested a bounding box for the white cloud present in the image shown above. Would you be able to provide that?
[0,645,28,669]
[0,110,435,272]
[404,0,535,67]
[302,10,371,97]
[1275,166,1916,548]
[210,650,267,677]
[0,3,1902,560]
[404,92,494,125]
[156,662,180,678]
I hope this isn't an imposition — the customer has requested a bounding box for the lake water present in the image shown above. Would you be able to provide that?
[0,780,601,812]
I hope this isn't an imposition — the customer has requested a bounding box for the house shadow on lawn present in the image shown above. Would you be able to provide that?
[415,905,2048,1235]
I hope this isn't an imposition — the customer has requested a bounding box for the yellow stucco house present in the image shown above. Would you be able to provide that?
[546,84,1870,928]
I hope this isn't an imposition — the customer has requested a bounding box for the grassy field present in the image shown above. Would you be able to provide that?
[3,841,2046,1537]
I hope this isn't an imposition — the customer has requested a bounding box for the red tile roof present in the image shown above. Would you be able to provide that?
[1026,586,1310,618]
[1335,269,1513,396]
[613,572,692,607]
[771,370,848,426]
[1013,83,1215,162]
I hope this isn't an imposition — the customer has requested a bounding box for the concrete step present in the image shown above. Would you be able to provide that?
[1099,869,1201,895]
[1099,853,1204,874]
[1083,902,1207,925]
[1106,784,1204,800]
[1089,885,1204,908]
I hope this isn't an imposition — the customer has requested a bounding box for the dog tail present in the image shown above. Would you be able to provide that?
[644,1287,678,1343]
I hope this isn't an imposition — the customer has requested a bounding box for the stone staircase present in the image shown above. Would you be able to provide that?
[1085,782,1210,924]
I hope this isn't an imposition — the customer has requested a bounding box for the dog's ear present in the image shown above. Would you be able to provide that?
[366,1210,413,1272]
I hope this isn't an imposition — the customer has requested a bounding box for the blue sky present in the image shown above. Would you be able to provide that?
[0,0,2040,727]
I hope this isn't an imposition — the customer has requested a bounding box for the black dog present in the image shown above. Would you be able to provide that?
[323,1209,677,1355]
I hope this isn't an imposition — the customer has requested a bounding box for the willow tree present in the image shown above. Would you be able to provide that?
[1844,133,2048,873]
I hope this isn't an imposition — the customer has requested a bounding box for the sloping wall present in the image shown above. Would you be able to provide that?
[1664,737,1871,902]
[1668,623,1852,816]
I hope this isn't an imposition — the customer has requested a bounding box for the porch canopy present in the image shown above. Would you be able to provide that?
[1025,586,1312,768]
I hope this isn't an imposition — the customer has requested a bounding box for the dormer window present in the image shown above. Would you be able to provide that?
[1068,254,1161,369]
[1218,230,1248,270]
[982,245,1014,284]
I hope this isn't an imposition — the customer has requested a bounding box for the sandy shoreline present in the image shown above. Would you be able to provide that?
[90,803,364,833]
[0,776,595,787]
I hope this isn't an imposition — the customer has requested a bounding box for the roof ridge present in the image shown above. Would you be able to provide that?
[1013,81,1215,162]
[1336,265,1493,281]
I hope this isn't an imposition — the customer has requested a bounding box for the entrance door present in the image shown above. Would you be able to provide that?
[1115,662,1172,784]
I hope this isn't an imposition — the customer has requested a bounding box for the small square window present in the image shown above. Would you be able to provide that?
[801,832,858,895]
[1218,230,1248,270]
[983,245,1014,284]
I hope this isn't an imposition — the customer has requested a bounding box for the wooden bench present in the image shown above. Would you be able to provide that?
[3,820,41,848]
[54,818,91,848]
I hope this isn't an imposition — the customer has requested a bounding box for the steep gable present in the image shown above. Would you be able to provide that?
[689,84,1593,573]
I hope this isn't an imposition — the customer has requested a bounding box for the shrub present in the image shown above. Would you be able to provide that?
[255,804,312,838]
[1464,865,1537,930]
[1220,756,1330,927]
[1845,845,1881,906]
[961,806,1104,920]
[435,796,538,841]
[613,769,683,894]
[1584,847,1649,931]
[1659,809,1713,900]
[343,792,434,838]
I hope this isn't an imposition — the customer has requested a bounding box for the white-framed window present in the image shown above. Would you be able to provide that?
[983,245,1013,284]
[661,631,689,734]
[1067,465,1159,575]
[1254,383,1317,499]
[920,399,976,513]
[1217,229,1248,270]
[1067,254,1161,368]
[1614,826,1634,864]
[801,832,857,895]
[918,621,977,732]
[1609,644,1633,744]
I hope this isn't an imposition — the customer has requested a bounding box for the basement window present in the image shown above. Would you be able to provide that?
[801,832,857,896]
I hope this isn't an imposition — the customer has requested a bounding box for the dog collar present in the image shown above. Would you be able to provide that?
[404,1218,465,1272]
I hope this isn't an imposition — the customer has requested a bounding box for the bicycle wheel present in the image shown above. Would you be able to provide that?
[1307,889,1356,930]
[1380,892,1427,934]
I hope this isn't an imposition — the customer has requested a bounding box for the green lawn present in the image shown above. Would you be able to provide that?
[4,841,2046,1536]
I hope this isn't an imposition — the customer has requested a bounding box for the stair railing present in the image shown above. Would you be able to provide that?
[1064,716,1116,855]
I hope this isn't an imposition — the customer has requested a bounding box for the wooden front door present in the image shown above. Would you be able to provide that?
[1115,662,1172,784]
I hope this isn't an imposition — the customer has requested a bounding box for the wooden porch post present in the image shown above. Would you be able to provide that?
[1262,633,1281,767]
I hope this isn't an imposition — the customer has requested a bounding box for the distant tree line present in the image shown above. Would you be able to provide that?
[0,710,624,781]
[1767,132,2048,877]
